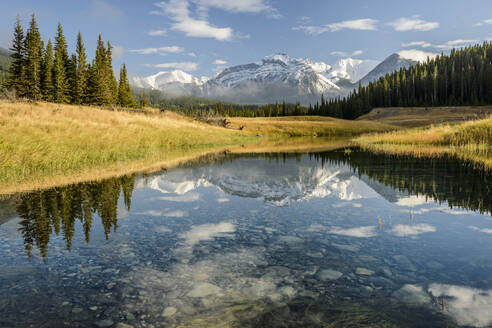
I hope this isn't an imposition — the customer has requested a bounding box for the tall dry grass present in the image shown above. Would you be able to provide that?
[0,101,255,193]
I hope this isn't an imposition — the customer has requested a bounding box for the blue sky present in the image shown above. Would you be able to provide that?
[1,0,492,78]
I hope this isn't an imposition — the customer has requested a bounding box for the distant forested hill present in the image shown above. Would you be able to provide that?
[316,42,492,119]
[0,47,11,87]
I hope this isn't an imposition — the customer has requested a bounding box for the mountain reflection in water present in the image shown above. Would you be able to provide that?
[1,148,492,327]
[4,148,492,260]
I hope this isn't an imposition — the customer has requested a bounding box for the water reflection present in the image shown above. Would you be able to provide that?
[1,148,492,327]
[12,175,135,260]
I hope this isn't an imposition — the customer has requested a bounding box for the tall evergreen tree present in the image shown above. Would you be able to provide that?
[87,35,108,105]
[118,64,133,107]
[40,39,54,101]
[5,15,26,96]
[67,53,77,103]
[74,31,88,104]
[24,14,43,100]
[53,23,69,103]
[106,41,118,104]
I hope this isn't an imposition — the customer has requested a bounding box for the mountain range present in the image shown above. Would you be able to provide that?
[132,52,418,104]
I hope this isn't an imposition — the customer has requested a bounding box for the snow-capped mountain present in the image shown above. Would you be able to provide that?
[144,157,380,207]
[131,52,419,103]
[359,53,417,86]
[132,70,209,96]
[327,58,378,83]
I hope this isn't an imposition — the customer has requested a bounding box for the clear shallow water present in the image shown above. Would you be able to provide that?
[1,149,492,327]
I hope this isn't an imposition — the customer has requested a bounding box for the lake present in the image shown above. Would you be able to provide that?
[1,147,492,327]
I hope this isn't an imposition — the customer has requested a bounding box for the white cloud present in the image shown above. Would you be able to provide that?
[148,29,167,36]
[387,16,439,31]
[163,209,188,217]
[112,45,124,59]
[129,46,184,55]
[90,0,125,21]
[151,0,272,41]
[328,226,378,238]
[398,49,439,62]
[429,284,492,327]
[402,39,478,50]
[153,62,199,71]
[469,226,492,234]
[180,222,235,246]
[474,18,492,27]
[330,49,363,57]
[214,59,227,65]
[188,52,197,57]
[160,193,200,202]
[395,195,431,207]
[389,224,436,237]
[293,18,378,35]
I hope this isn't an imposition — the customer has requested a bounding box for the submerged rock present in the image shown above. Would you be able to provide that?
[187,283,222,298]
[162,306,177,317]
[356,268,374,276]
[317,269,343,281]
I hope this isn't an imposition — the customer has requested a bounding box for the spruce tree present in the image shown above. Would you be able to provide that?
[106,41,118,104]
[24,14,43,100]
[5,15,26,96]
[118,64,133,107]
[40,39,54,101]
[53,23,69,103]
[75,31,88,104]
[67,53,77,103]
[87,35,108,105]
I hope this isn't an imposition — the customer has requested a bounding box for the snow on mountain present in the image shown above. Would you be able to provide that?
[359,53,417,86]
[132,70,209,96]
[145,157,380,206]
[131,52,421,103]
[327,58,379,83]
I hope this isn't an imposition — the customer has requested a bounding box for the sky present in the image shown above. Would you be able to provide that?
[1,0,492,78]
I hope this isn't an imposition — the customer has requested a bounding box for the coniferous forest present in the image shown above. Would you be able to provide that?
[3,14,134,107]
[312,42,492,119]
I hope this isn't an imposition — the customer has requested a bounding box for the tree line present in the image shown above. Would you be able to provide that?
[314,42,492,119]
[3,14,134,107]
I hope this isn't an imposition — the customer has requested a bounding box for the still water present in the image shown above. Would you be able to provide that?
[1,148,492,327]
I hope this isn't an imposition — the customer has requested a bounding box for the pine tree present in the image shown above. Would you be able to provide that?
[74,31,88,104]
[118,64,133,107]
[53,23,69,103]
[40,39,54,101]
[67,53,77,103]
[106,41,118,104]
[87,35,108,105]
[24,14,43,100]
[5,15,26,96]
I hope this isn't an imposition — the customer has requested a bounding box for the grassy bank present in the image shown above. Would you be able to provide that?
[356,116,492,168]
[228,116,396,137]
[357,106,492,127]
[0,101,256,194]
[0,101,395,194]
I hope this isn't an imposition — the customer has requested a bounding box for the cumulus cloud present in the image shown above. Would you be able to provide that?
[474,18,492,27]
[429,284,492,327]
[469,226,492,234]
[188,52,197,57]
[402,39,478,50]
[293,18,378,35]
[180,222,235,246]
[330,49,363,57]
[129,46,184,55]
[328,226,378,238]
[214,59,227,65]
[159,193,200,202]
[151,0,276,40]
[398,49,439,62]
[389,224,436,237]
[387,16,439,31]
[153,62,199,71]
[148,29,167,36]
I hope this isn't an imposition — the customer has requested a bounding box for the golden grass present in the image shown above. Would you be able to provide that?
[357,106,492,127]
[0,101,257,194]
[228,115,396,137]
[356,116,492,168]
